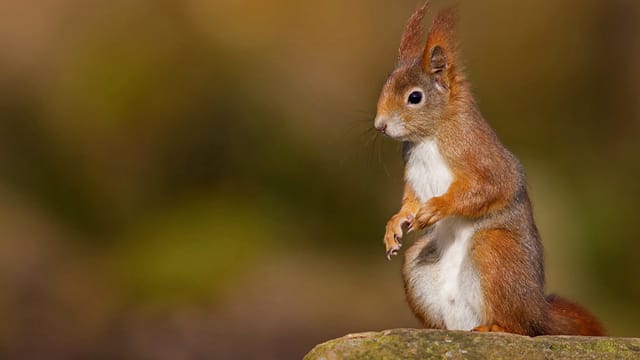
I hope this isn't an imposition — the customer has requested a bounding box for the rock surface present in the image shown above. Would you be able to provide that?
[304,329,640,360]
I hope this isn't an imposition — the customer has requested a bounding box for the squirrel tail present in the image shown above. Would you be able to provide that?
[544,294,606,336]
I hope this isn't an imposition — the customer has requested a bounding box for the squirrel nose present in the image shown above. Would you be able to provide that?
[374,114,389,134]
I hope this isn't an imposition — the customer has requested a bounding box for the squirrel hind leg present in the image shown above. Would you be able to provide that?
[472,324,506,333]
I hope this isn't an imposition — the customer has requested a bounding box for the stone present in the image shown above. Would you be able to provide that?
[304,329,640,360]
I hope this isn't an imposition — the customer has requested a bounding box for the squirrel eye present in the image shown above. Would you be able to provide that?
[407,90,424,105]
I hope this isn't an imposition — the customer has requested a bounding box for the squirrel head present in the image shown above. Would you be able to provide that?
[374,3,464,141]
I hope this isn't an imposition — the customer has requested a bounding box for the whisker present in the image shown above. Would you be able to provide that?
[360,127,378,146]
[338,116,377,167]
[377,134,392,178]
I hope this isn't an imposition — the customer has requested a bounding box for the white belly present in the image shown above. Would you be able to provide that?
[403,140,484,330]
[404,219,484,330]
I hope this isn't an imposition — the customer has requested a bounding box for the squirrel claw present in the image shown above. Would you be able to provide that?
[385,243,401,260]
[386,248,399,260]
[405,214,416,233]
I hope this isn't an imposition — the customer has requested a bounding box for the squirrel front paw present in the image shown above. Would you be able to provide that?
[384,212,415,260]
[412,197,448,231]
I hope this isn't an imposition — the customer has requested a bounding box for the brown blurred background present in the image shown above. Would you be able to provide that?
[1,0,639,358]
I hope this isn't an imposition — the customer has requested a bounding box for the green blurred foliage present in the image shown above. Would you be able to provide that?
[0,0,639,358]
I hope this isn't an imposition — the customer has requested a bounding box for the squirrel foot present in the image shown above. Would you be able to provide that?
[472,324,506,333]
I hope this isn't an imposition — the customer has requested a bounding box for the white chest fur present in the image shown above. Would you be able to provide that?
[405,140,453,203]
[403,140,484,330]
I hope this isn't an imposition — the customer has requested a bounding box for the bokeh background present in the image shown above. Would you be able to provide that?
[1,0,639,358]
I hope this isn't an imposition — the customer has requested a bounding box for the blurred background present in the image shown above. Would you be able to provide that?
[1,0,639,358]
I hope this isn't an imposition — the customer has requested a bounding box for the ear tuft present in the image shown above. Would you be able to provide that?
[423,6,459,74]
[398,1,430,64]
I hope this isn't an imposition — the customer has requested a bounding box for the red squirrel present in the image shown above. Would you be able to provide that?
[374,3,605,336]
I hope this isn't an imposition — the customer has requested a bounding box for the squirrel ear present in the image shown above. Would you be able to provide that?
[429,45,447,73]
[398,2,430,64]
[423,7,459,75]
